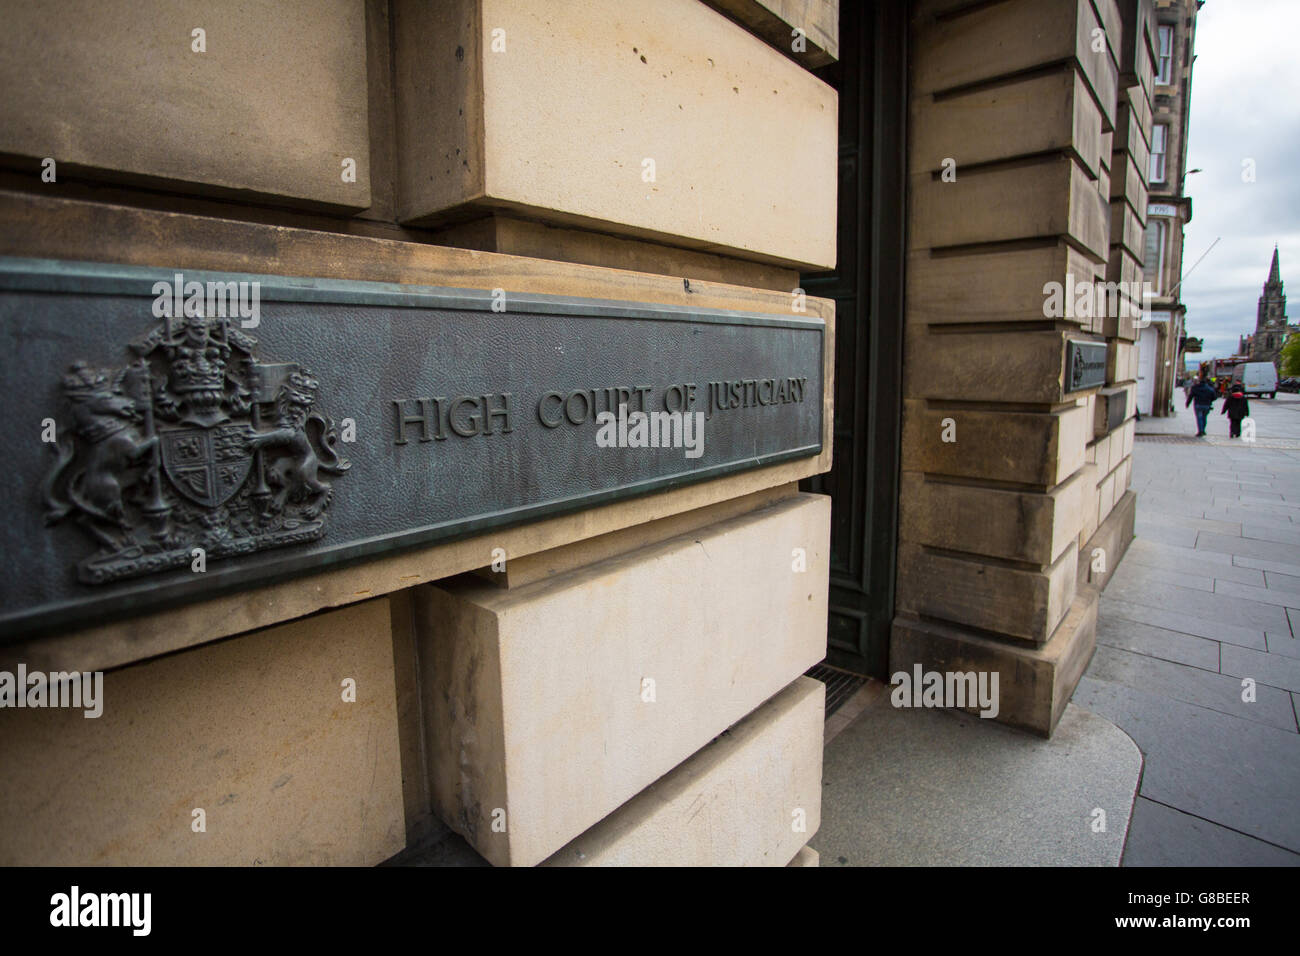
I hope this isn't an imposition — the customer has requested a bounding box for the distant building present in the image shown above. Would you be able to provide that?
[1142,0,1201,415]
[1249,248,1290,366]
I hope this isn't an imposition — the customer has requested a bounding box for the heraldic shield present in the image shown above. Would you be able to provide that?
[161,424,254,508]
[42,312,350,585]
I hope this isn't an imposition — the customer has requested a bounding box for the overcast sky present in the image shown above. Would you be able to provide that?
[1180,0,1300,363]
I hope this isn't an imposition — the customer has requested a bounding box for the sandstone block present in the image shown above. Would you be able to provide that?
[0,600,403,865]
[393,0,837,269]
[891,589,1098,735]
[418,494,830,866]
[0,0,371,210]
[542,676,824,867]
[896,540,1078,644]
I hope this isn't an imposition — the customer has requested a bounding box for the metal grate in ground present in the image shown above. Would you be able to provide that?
[805,663,868,717]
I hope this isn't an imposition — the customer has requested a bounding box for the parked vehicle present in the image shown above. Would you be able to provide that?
[1279,377,1300,393]
[1231,361,1279,398]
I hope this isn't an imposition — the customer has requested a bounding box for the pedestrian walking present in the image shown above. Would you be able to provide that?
[1222,383,1250,438]
[1186,375,1217,437]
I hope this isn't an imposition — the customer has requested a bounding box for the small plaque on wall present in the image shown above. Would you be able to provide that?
[1066,340,1108,393]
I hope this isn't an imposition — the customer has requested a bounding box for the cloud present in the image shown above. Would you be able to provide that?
[1180,0,1300,361]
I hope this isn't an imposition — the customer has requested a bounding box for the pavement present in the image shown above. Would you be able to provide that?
[812,688,1140,865]
[815,392,1300,867]
[1134,384,1300,443]
[1075,392,1300,865]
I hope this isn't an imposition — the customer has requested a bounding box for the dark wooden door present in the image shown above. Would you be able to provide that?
[799,0,907,678]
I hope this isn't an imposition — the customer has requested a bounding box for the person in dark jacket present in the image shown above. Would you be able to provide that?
[1222,384,1250,438]
[1186,376,1218,437]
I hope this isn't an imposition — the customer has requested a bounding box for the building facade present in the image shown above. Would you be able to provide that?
[1138,0,1201,415]
[0,0,1157,866]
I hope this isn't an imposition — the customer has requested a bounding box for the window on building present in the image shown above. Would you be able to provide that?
[1143,219,1167,294]
[1149,124,1168,183]
[1156,25,1174,84]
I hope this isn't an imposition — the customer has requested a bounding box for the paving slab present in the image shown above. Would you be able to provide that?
[1086,645,1296,731]
[1198,532,1300,564]
[1122,541,1264,587]
[1138,500,1213,520]
[1074,676,1300,853]
[1264,570,1300,590]
[1208,564,1272,587]
[1215,579,1300,611]
[1223,493,1300,506]
[1100,596,1268,650]
[1241,523,1300,546]
[1237,554,1300,577]
[1136,512,1242,536]
[1110,560,1216,592]
[1133,524,1200,548]
[1122,797,1300,866]
[813,700,1139,866]
[1128,536,1236,566]
[1095,618,1220,671]
[1220,643,1300,695]
[1101,576,1291,632]
[1206,505,1296,524]
[1208,469,1279,479]
[1266,631,1300,660]
[1207,478,1278,489]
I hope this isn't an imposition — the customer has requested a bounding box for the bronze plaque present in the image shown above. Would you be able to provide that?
[1066,339,1108,393]
[0,257,823,638]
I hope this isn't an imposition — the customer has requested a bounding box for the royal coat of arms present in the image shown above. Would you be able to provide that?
[41,313,350,584]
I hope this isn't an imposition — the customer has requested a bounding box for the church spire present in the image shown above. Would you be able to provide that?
[1253,245,1289,362]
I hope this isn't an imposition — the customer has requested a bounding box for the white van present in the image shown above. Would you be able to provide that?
[1231,362,1279,398]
